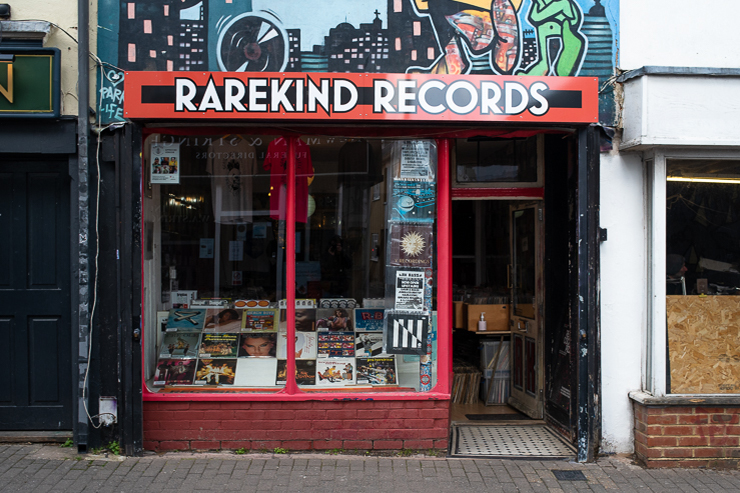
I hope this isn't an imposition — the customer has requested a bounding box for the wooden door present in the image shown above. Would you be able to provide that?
[0,161,72,430]
[508,203,544,419]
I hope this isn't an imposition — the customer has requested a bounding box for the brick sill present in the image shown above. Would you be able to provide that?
[630,391,740,406]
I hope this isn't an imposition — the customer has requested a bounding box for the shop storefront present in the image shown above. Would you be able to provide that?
[96,0,619,459]
[120,68,601,457]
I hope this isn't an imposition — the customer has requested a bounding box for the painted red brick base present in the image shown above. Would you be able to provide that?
[633,402,740,468]
[143,400,450,452]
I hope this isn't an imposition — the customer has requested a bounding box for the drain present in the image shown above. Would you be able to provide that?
[552,470,587,481]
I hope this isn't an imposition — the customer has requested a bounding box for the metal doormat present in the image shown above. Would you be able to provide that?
[450,424,576,459]
[552,470,587,481]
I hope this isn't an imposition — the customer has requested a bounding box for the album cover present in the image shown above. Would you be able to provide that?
[277,331,317,359]
[353,308,385,332]
[203,308,243,333]
[390,181,435,223]
[316,308,352,331]
[317,332,355,358]
[355,332,387,358]
[237,332,277,358]
[242,308,278,331]
[315,358,356,386]
[276,360,317,386]
[198,333,239,358]
[385,311,429,355]
[388,223,434,268]
[153,358,196,385]
[279,308,317,332]
[356,357,397,386]
[159,332,200,359]
[166,308,206,331]
[194,358,237,385]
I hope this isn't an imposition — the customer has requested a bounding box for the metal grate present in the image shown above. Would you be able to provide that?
[451,425,576,458]
[552,470,587,481]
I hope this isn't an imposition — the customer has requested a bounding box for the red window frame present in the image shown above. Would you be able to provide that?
[140,130,453,402]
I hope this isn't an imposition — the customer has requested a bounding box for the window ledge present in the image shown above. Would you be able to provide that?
[629,390,740,406]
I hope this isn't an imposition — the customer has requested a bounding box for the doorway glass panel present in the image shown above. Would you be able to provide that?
[512,208,536,319]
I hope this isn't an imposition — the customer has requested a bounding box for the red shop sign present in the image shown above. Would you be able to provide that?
[124,71,597,124]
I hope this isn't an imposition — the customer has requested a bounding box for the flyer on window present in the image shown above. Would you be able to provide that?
[399,140,432,180]
[394,270,425,312]
[151,142,181,184]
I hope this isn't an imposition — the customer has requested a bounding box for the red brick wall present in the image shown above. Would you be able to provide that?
[143,400,450,452]
[633,402,740,468]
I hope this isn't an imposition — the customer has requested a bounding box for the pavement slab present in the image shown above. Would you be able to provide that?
[2,445,740,492]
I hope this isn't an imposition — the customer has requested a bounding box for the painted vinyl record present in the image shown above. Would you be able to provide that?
[217,12,289,72]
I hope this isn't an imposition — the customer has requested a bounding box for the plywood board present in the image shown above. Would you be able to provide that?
[667,295,740,394]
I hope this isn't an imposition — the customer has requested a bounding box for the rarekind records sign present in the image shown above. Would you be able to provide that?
[124,72,597,123]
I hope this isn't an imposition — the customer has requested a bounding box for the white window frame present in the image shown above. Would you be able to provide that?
[646,147,740,397]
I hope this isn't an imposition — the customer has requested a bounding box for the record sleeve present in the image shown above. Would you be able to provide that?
[203,308,243,333]
[279,308,317,332]
[388,223,433,268]
[390,181,435,223]
[353,308,385,332]
[385,311,429,355]
[153,358,196,385]
[316,308,352,331]
[166,308,206,331]
[194,358,237,385]
[276,360,317,386]
[317,332,355,358]
[277,331,317,359]
[355,332,387,358]
[242,308,278,331]
[198,333,239,358]
[237,333,277,358]
[159,332,200,359]
[356,357,397,385]
[315,358,356,386]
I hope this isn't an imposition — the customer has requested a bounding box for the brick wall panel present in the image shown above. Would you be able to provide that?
[342,440,373,449]
[694,447,723,458]
[143,399,450,452]
[677,436,709,447]
[677,415,707,425]
[708,436,739,447]
[711,414,739,424]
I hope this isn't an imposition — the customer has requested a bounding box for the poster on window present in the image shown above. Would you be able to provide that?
[390,181,435,223]
[385,311,429,355]
[399,141,432,180]
[394,270,425,312]
[388,223,433,268]
[151,142,180,184]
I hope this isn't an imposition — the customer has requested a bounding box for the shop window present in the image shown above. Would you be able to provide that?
[665,159,740,394]
[142,133,439,395]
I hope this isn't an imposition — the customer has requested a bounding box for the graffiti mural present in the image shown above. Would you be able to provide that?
[97,0,618,123]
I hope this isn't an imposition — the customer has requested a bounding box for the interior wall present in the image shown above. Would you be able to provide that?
[599,148,647,453]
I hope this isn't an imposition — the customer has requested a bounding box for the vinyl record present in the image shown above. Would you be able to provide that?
[217,12,288,72]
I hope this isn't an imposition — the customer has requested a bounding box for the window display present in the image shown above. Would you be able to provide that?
[143,133,439,394]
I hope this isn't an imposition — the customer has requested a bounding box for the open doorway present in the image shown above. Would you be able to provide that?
[448,133,580,458]
[450,199,543,423]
